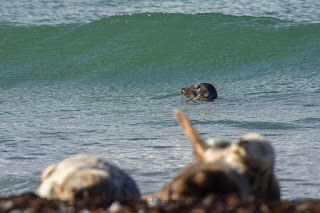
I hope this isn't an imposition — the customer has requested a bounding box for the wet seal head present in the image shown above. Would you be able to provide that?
[36,154,141,200]
[181,83,217,101]
[172,110,281,201]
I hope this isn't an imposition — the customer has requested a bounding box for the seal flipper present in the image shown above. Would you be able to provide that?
[173,110,208,161]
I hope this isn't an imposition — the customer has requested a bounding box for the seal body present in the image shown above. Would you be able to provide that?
[36,155,140,200]
[173,110,281,201]
[145,111,280,203]
[181,83,217,101]
[202,134,280,201]
[145,162,249,203]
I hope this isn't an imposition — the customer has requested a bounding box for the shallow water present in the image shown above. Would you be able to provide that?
[1,0,320,199]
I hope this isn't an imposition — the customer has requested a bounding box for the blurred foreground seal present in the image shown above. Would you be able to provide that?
[145,162,249,203]
[181,83,217,101]
[36,155,140,200]
[144,110,280,203]
[173,110,280,201]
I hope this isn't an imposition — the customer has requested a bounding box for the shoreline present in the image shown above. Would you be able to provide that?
[1,192,319,213]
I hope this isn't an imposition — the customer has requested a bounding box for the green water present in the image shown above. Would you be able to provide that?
[1,13,320,199]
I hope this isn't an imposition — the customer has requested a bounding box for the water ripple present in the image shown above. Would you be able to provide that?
[194,119,296,130]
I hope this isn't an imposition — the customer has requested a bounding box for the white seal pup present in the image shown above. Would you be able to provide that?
[173,110,280,201]
[37,154,140,200]
[181,83,217,101]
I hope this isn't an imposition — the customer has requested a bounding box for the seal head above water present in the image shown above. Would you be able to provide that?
[181,83,217,101]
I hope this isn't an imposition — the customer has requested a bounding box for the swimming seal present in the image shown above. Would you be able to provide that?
[36,155,141,200]
[181,83,217,101]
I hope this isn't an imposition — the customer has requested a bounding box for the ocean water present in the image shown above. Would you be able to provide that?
[1,0,320,200]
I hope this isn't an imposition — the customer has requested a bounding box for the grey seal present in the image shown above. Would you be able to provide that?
[173,110,280,201]
[144,110,280,203]
[181,83,217,101]
[144,162,249,203]
[36,154,141,200]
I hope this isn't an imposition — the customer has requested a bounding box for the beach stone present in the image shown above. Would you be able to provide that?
[36,154,140,200]
[1,193,320,213]
[181,83,217,101]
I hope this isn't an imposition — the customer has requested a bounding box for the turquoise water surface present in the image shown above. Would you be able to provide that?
[1,0,320,199]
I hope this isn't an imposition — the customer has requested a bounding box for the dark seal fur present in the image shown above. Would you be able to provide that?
[181,83,217,101]
[144,162,249,203]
